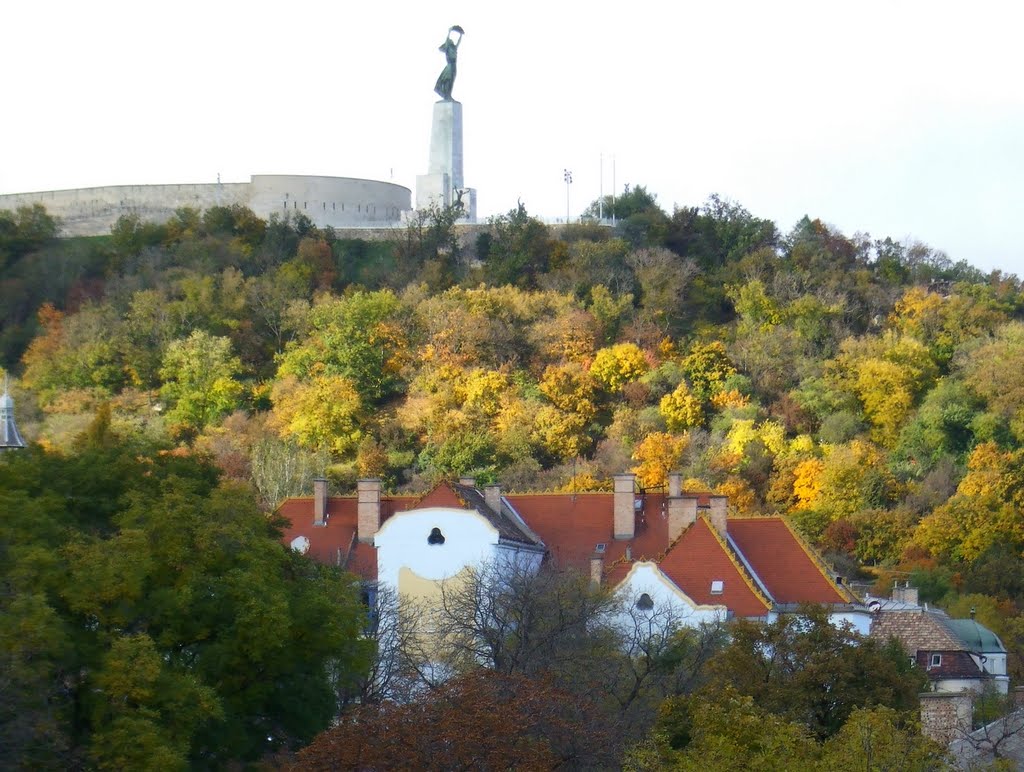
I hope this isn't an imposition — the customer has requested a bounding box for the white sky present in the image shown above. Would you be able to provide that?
[4,1,1023,275]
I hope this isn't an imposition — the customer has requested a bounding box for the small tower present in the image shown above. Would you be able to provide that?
[1,377,27,450]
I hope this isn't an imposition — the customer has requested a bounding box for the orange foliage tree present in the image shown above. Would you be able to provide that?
[291,670,605,771]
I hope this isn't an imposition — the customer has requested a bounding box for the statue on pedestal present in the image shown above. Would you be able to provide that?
[434,25,464,101]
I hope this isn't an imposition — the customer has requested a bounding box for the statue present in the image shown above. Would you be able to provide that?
[433,26,464,101]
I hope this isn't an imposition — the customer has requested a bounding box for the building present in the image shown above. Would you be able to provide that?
[277,473,866,630]
[0,175,412,237]
[869,590,1009,694]
[0,380,27,450]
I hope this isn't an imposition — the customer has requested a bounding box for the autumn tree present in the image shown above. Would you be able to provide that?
[294,670,609,770]
[706,606,926,741]
[159,329,245,436]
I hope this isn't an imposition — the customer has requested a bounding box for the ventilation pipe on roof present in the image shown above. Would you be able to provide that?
[668,494,698,542]
[357,478,382,544]
[483,484,502,513]
[708,495,727,537]
[613,473,636,540]
[313,477,328,527]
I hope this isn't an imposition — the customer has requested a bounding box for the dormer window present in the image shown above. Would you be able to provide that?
[636,593,654,610]
[710,580,724,595]
[427,527,446,545]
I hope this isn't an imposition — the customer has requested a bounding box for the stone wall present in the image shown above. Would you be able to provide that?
[0,175,411,237]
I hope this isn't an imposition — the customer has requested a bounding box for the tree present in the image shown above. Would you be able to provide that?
[706,606,927,741]
[268,372,363,456]
[276,289,408,404]
[294,670,608,770]
[480,203,553,287]
[0,434,372,767]
[591,342,650,393]
[159,329,245,435]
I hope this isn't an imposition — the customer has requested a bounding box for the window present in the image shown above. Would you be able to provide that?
[636,593,654,610]
[930,654,942,667]
[710,580,724,595]
[594,543,606,554]
[427,527,446,545]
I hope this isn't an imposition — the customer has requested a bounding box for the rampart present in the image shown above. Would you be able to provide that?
[0,175,412,237]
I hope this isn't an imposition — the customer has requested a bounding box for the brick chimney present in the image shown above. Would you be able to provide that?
[1014,686,1024,710]
[668,471,682,498]
[590,553,604,588]
[614,473,636,540]
[483,484,502,513]
[708,495,727,537]
[668,494,698,542]
[920,691,973,745]
[357,478,382,544]
[313,477,328,527]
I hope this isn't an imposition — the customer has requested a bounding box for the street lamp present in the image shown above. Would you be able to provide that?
[563,169,573,224]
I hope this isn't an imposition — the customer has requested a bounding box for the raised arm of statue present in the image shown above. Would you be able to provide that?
[433,25,464,101]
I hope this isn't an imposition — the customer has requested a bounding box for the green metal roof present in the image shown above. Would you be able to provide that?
[944,618,1006,653]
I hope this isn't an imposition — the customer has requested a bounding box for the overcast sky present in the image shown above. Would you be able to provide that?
[4,1,1022,275]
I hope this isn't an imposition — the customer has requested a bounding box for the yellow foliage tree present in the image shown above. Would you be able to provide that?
[792,458,825,509]
[589,343,649,392]
[660,382,704,431]
[631,432,689,489]
[716,476,760,516]
[914,442,1024,561]
[269,372,362,456]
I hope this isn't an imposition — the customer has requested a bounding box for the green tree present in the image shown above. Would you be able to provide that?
[706,607,926,741]
[159,330,245,435]
[0,435,371,767]
[276,289,407,404]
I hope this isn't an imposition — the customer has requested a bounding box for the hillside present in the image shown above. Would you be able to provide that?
[4,192,1024,657]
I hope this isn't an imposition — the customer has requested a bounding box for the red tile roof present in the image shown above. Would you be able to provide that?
[727,517,850,604]
[277,485,849,619]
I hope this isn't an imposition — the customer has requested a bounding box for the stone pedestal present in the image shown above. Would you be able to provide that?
[416,100,476,221]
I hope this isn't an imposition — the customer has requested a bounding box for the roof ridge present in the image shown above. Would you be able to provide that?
[700,516,772,611]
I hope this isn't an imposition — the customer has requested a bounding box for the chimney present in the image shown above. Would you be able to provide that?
[313,477,328,527]
[613,473,636,540]
[919,692,973,745]
[668,471,682,498]
[590,553,604,588]
[708,495,727,536]
[458,476,476,488]
[668,494,698,542]
[892,582,920,607]
[357,478,382,544]
[483,484,502,513]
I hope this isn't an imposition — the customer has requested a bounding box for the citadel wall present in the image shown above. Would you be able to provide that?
[0,175,412,237]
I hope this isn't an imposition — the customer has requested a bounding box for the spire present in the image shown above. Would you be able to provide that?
[1,376,27,450]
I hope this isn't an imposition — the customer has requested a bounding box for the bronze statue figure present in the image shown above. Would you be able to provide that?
[434,25,464,101]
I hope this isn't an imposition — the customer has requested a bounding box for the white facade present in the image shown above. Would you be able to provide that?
[374,506,543,594]
[614,562,727,627]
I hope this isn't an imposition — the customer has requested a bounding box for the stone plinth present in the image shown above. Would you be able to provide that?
[416,99,476,221]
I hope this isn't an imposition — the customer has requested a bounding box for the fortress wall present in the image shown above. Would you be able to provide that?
[249,175,410,229]
[0,183,250,237]
[0,176,412,237]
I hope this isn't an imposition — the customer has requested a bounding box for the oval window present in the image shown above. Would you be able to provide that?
[636,593,654,610]
[428,527,446,545]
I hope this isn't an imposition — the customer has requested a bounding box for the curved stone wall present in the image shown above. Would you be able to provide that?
[0,175,411,237]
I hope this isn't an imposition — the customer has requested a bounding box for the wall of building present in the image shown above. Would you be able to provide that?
[0,175,412,236]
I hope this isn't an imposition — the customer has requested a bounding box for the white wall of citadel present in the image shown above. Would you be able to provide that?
[0,175,411,236]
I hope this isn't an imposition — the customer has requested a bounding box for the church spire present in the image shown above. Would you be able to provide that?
[1,376,27,450]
